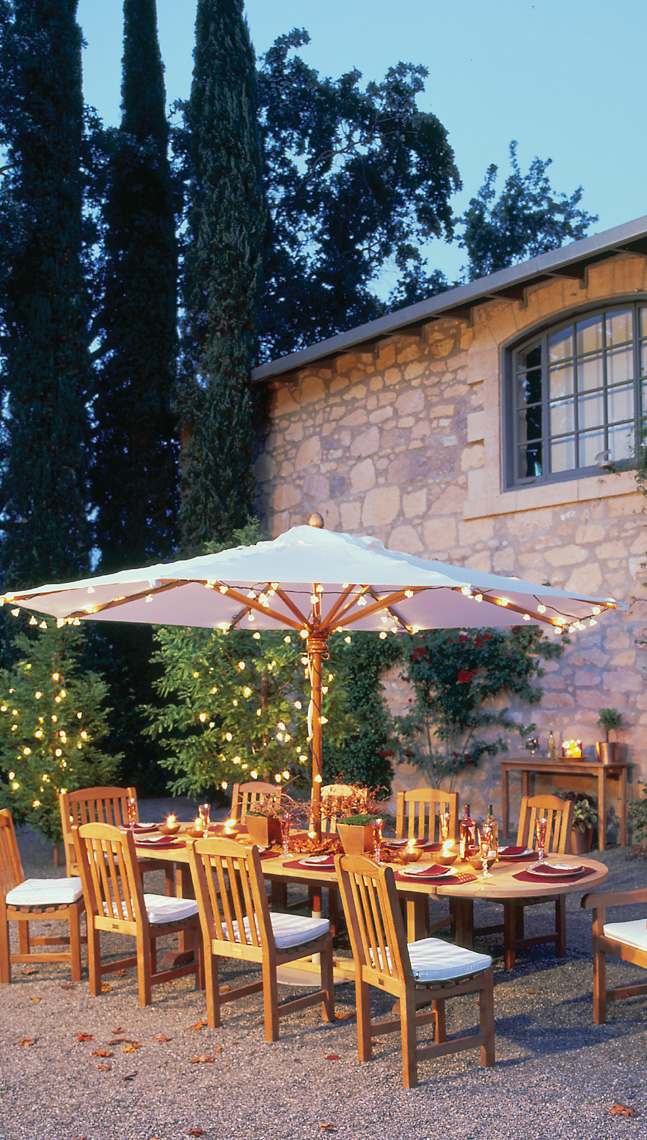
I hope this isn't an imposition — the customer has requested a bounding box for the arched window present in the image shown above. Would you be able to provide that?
[506,303,647,487]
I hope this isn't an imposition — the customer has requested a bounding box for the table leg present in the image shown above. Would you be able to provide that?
[450,899,474,948]
[598,768,606,852]
[620,765,628,846]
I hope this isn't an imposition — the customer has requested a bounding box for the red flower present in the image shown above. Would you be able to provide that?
[457,668,477,684]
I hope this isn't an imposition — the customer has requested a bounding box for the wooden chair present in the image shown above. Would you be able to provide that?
[496,794,574,968]
[60,786,174,895]
[396,788,458,938]
[395,788,458,844]
[581,886,647,1023]
[336,853,494,1088]
[73,822,202,1007]
[0,809,84,983]
[230,781,281,823]
[187,835,335,1041]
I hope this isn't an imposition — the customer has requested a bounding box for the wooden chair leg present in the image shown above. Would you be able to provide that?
[69,907,82,982]
[479,969,496,1067]
[0,919,11,983]
[262,960,280,1042]
[400,990,418,1089]
[592,942,607,1024]
[320,940,335,1024]
[18,920,29,956]
[204,950,221,1028]
[356,977,372,1061]
[136,930,153,1007]
[503,902,517,970]
[87,922,102,996]
[432,997,446,1043]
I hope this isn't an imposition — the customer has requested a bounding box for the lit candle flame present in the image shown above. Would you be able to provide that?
[167,815,176,827]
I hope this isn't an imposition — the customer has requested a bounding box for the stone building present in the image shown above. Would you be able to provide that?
[251,216,647,828]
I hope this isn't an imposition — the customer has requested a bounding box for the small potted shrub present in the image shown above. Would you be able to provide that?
[337,813,380,856]
[558,791,598,854]
[596,708,624,765]
[245,794,284,846]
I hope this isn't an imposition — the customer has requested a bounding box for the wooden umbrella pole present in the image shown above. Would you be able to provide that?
[307,631,327,840]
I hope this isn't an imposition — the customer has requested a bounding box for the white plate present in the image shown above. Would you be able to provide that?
[302,855,335,865]
[525,862,584,877]
[499,847,534,859]
[401,865,452,878]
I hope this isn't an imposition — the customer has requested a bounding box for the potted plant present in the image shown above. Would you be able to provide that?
[337,813,380,856]
[596,708,624,765]
[245,793,284,846]
[558,791,598,854]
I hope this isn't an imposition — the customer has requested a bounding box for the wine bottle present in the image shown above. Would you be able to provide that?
[548,729,556,760]
[485,804,499,860]
[460,804,475,860]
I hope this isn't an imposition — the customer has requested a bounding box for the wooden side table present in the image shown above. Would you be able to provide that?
[500,757,630,850]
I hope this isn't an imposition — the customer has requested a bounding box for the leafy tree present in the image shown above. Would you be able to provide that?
[460,141,598,281]
[0,623,122,846]
[396,626,564,789]
[93,0,178,573]
[256,30,460,360]
[0,0,92,590]
[177,0,266,552]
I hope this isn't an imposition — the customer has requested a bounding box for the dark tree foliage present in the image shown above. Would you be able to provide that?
[93,0,178,574]
[177,0,266,552]
[0,0,91,590]
[256,30,460,360]
[460,141,598,281]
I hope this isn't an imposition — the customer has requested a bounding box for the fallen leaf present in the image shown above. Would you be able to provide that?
[188,1131,206,1137]
[609,1103,637,1118]
[122,1073,137,1081]
[77,1033,94,1043]
[189,1054,215,1063]
[17,1039,36,1047]
[30,996,42,1003]
[96,1064,111,1071]
[189,1021,207,1031]
[60,983,76,990]
[123,1044,142,1053]
[155,1035,172,1043]
[220,984,230,993]
[335,1010,355,1021]
[319,1125,336,1132]
[108,1037,139,1046]
[92,1049,113,1058]
[112,1026,123,1033]
[525,989,539,995]
[101,983,113,993]
[325,1054,340,1061]
[21,966,37,975]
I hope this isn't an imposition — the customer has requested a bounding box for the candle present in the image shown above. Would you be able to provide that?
[166,814,176,827]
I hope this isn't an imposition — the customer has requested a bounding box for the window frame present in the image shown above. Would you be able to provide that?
[503,298,647,490]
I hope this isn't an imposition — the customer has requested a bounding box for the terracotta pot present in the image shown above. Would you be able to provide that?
[596,742,620,765]
[569,826,594,855]
[337,822,376,856]
[246,814,282,846]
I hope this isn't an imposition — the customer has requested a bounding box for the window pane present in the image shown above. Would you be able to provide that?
[640,307,647,339]
[607,347,633,385]
[519,344,541,371]
[578,353,604,392]
[548,363,574,399]
[577,391,604,431]
[548,327,573,363]
[577,315,603,355]
[550,436,575,473]
[516,368,542,406]
[608,422,634,462]
[608,383,634,424]
[579,429,606,468]
[517,443,542,479]
[640,340,647,379]
[606,309,633,346]
[549,398,574,436]
[517,407,542,442]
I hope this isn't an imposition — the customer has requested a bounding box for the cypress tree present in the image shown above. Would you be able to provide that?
[178,0,266,551]
[0,0,91,590]
[93,0,178,573]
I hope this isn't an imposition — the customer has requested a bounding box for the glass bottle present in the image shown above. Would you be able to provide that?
[485,804,499,861]
[548,729,556,760]
[460,804,475,860]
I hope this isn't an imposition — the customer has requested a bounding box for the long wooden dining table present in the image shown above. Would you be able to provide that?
[132,827,609,975]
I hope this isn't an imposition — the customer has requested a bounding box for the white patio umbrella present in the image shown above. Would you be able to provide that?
[3,518,624,828]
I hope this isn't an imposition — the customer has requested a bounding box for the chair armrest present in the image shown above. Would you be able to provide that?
[581,887,647,910]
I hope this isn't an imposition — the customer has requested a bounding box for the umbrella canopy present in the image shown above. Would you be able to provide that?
[4,522,624,827]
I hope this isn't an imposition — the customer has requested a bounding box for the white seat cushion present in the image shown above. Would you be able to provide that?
[604,919,647,954]
[407,938,492,983]
[102,894,198,924]
[225,911,330,950]
[6,877,83,906]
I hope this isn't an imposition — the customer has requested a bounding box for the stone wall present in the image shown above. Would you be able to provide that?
[254,252,647,834]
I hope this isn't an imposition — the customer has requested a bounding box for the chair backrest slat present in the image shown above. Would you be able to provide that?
[74,822,144,928]
[396,788,459,843]
[189,838,269,952]
[0,809,24,897]
[230,782,281,823]
[337,854,410,987]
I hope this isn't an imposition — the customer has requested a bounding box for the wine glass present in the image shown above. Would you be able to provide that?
[439,811,450,846]
[478,824,493,880]
[280,812,291,856]
[373,817,384,865]
[535,815,547,863]
[126,797,137,829]
[198,803,210,833]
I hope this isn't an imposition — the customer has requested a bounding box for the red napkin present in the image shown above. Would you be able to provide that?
[136,835,183,848]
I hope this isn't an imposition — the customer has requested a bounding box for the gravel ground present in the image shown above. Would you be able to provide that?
[1,798,646,1140]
